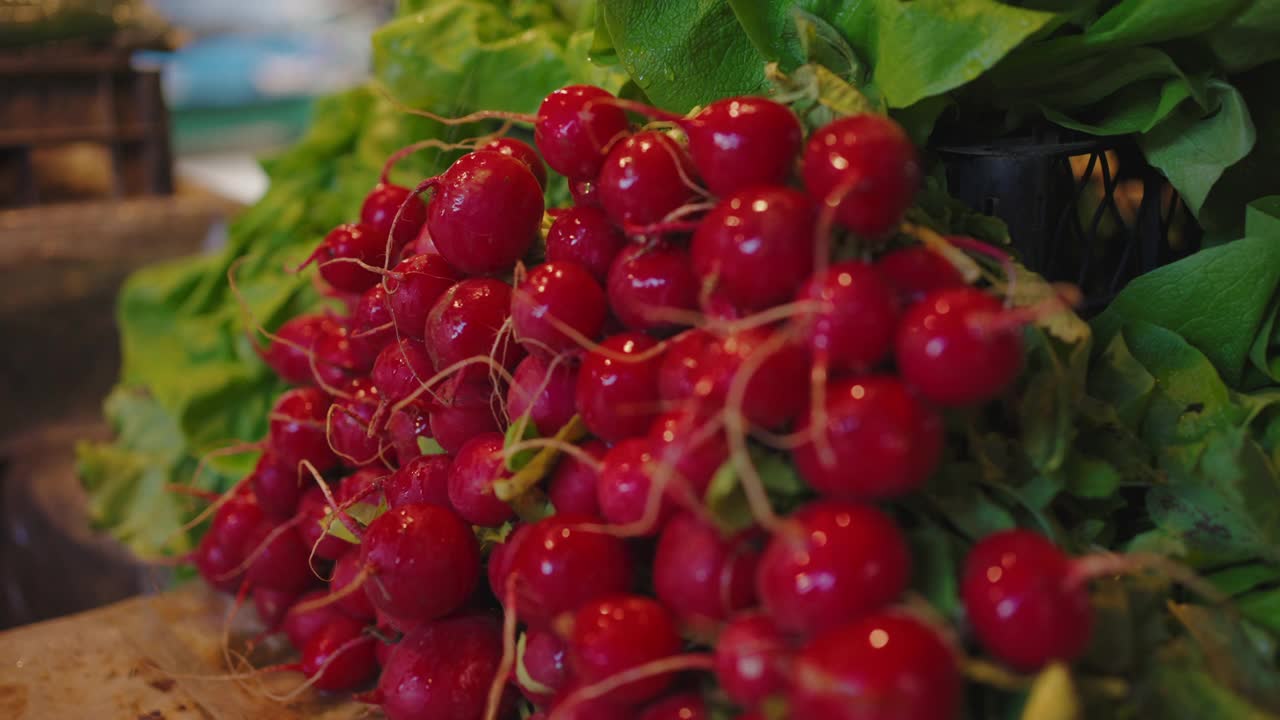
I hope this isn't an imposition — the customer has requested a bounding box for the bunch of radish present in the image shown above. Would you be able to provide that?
[187,84,1107,720]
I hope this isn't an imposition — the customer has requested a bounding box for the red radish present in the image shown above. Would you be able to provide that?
[372,339,434,406]
[429,379,506,454]
[714,612,787,707]
[306,223,388,293]
[518,629,569,704]
[427,151,544,275]
[337,467,387,507]
[384,455,452,509]
[242,521,314,594]
[250,450,302,520]
[510,514,633,628]
[547,440,607,518]
[535,85,631,181]
[895,287,1023,407]
[549,685,638,720]
[596,437,675,533]
[375,606,423,637]
[569,594,682,703]
[331,550,377,620]
[876,245,966,305]
[647,409,727,497]
[789,613,960,720]
[796,260,900,373]
[262,314,346,386]
[301,615,378,692]
[570,178,602,208]
[361,182,428,254]
[194,532,245,593]
[284,589,346,649]
[653,514,760,626]
[373,611,401,667]
[546,206,628,284]
[638,691,707,720]
[447,433,516,527]
[961,530,1092,671]
[296,486,354,561]
[598,131,699,227]
[507,354,578,436]
[384,252,461,340]
[756,501,910,635]
[686,327,809,430]
[657,329,717,403]
[793,376,942,500]
[483,136,548,189]
[314,318,370,377]
[208,487,266,557]
[358,503,480,622]
[683,97,801,196]
[252,584,296,627]
[269,387,339,473]
[327,378,385,467]
[425,278,525,382]
[371,615,508,720]
[607,243,700,333]
[691,187,815,312]
[386,399,433,465]
[514,260,608,355]
[350,285,397,366]
[575,333,663,443]
[802,114,920,239]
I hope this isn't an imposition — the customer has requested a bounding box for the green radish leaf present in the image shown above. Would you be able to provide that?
[1205,563,1280,597]
[704,448,809,534]
[504,415,541,472]
[322,497,389,545]
[1169,603,1280,713]
[907,525,962,619]
[1063,452,1122,499]
[417,436,448,456]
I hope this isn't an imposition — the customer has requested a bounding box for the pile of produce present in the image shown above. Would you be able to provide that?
[81,2,1280,719]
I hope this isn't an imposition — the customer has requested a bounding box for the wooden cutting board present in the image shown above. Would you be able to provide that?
[0,584,373,720]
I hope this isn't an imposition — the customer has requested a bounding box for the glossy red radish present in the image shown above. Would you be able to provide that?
[802,114,921,239]
[372,339,434,406]
[714,611,787,707]
[370,615,508,720]
[283,589,346,649]
[647,408,727,497]
[514,260,608,355]
[361,182,427,255]
[547,440,607,518]
[653,514,760,626]
[570,178,602,208]
[638,691,708,720]
[483,136,548,189]
[796,260,900,373]
[895,287,1023,407]
[194,532,245,593]
[683,97,801,196]
[488,523,532,603]
[607,243,700,333]
[306,223,388,293]
[350,285,397,366]
[331,550,376,620]
[427,151,544,275]
[386,399,433,466]
[569,594,682,703]
[253,586,300,629]
[384,454,452,509]
[250,450,302,520]
[685,327,809,430]
[429,379,506,455]
[876,245,966,305]
[269,387,339,473]
[358,503,480,622]
[598,132,699,227]
[596,437,675,533]
[535,85,631,180]
[425,278,525,382]
[691,187,815,312]
[517,628,569,704]
[384,252,462,339]
[262,314,348,387]
[793,376,942,500]
[327,378,385,467]
[296,487,354,561]
[301,615,378,692]
[507,354,578,436]
[657,329,717,403]
[242,521,314,594]
[447,433,515,527]
[546,206,628,284]
[575,332,663,443]
[789,613,960,720]
[961,529,1093,671]
[756,501,911,635]
[510,514,633,628]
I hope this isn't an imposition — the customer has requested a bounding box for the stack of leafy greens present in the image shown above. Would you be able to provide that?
[80,0,1280,716]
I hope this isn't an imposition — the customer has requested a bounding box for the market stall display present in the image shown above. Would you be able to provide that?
[11,1,1275,719]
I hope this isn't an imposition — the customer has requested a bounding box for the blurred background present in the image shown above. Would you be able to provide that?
[0,0,392,630]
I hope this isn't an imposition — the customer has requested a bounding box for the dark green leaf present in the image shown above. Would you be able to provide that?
[1063,451,1122,499]
[1204,1,1280,73]
[1170,602,1280,713]
[1204,563,1280,597]
[907,525,962,619]
[925,462,1017,540]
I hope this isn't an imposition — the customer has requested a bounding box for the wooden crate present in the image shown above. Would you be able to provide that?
[0,44,173,207]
